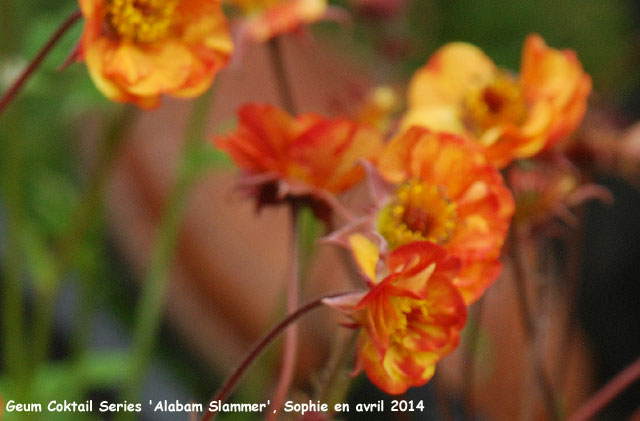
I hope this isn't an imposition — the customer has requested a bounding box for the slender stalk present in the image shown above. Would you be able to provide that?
[568,356,640,421]
[462,296,486,417]
[0,10,82,116]
[555,207,585,391]
[267,206,301,420]
[508,227,562,421]
[262,35,302,419]
[316,330,358,403]
[267,36,297,115]
[509,229,535,336]
[119,88,216,411]
[66,108,137,358]
[201,292,350,421]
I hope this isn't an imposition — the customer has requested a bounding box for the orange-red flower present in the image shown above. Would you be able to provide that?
[403,34,591,168]
[226,0,328,43]
[78,0,233,108]
[374,127,514,303]
[325,234,466,394]
[215,103,384,219]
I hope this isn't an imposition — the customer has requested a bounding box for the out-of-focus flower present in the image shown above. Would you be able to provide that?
[226,0,329,43]
[78,0,233,108]
[328,127,514,303]
[324,234,466,394]
[326,84,399,136]
[403,34,591,168]
[353,85,400,135]
[214,103,384,222]
[570,114,640,188]
[508,158,611,233]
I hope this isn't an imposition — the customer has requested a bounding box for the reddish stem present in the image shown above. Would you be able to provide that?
[267,36,297,115]
[201,292,350,421]
[569,356,640,421]
[267,206,300,420]
[508,227,562,421]
[0,10,82,116]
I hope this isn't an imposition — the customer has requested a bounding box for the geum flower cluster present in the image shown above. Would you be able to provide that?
[214,34,592,395]
[214,103,513,393]
[1,0,597,408]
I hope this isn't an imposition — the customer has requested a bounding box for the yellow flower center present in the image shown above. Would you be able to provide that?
[387,296,432,347]
[464,72,526,145]
[377,179,457,250]
[107,0,179,42]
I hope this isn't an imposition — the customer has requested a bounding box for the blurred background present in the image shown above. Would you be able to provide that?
[1,0,639,419]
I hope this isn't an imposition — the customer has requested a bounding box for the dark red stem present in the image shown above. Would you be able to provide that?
[0,10,82,116]
[201,292,350,421]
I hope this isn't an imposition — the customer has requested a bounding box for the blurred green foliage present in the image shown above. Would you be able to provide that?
[407,0,639,98]
[0,0,116,257]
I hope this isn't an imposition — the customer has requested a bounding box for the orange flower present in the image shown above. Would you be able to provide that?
[226,0,328,43]
[78,0,233,108]
[215,103,384,219]
[374,127,514,303]
[325,234,466,394]
[403,34,591,168]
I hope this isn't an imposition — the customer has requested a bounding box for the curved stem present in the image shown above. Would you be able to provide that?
[267,206,300,420]
[262,35,302,420]
[568,356,640,421]
[0,10,81,116]
[201,292,351,421]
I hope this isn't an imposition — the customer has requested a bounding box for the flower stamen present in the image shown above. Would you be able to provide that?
[106,0,179,42]
[377,180,458,250]
[464,72,526,144]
